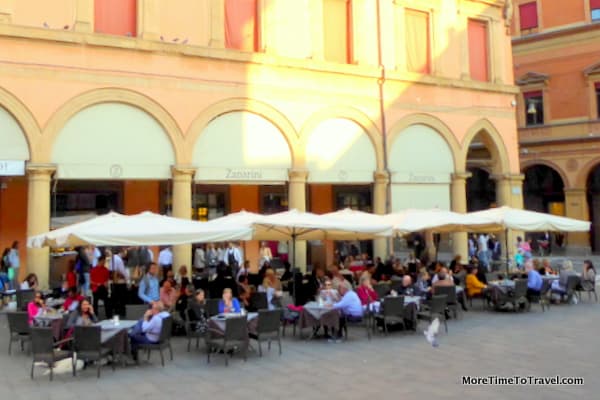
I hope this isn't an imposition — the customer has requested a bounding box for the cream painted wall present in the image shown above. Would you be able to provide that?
[193,111,292,182]
[263,0,312,58]
[0,106,29,160]
[51,103,175,179]
[391,184,451,211]
[305,118,376,183]
[13,0,75,29]
[158,0,210,46]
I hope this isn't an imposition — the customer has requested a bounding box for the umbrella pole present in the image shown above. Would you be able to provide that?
[505,228,509,276]
[292,233,297,305]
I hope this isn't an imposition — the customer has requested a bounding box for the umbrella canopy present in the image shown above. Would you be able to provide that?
[385,208,497,235]
[467,206,591,232]
[28,211,253,248]
[28,212,124,248]
[201,210,263,228]
[251,209,392,241]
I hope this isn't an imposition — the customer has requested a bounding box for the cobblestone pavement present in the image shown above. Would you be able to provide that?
[0,300,598,400]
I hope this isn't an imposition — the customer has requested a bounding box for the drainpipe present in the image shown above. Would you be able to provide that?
[376,0,392,254]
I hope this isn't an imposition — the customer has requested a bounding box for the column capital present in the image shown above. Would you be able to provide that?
[451,171,472,181]
[26,163,56,176]
[288,169,309,183]
[373,170,390,184]
[564,188,587,195]
[171,165,196,177]
[491,173,525,182]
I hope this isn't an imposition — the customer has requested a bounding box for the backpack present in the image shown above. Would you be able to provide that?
[1,255,10,272]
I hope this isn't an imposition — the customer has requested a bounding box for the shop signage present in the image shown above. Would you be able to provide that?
[225,168,263,180]
[391,172,450,184]
[0,160,25,176]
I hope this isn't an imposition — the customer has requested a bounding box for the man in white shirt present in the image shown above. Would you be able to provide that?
[478,234,490,271]
[111,248,130,282]
[223,242,242,277]
[158,246,173,277]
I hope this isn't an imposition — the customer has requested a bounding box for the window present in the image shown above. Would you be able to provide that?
[192,186,228,221]
[592,0,600,21]
[224,0,259,51]
[261,186,288,214]
[524,91,544,126]
[405,9,430,74]
[519,2,538,31]
[468,19,489,82]
[323,0,353,63]
[94,0,137,36]
[596,82,600,118]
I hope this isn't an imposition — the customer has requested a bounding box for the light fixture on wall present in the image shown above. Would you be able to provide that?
[527,102,537,114]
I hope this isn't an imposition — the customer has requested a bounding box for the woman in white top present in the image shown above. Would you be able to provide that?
[194,245,206,271]
[259,242,273,267]
[20,273,38,290]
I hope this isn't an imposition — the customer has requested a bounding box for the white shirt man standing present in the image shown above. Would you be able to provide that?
[158,246,173,277]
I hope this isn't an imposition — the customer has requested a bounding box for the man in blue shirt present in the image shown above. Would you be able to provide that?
[526,260,543,300]
[138,263,160,304]
[129,301,170,361]
[329,284,363,342]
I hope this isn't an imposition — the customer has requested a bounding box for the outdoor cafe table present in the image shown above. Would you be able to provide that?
[208,312,259,336]
[35,313,66,340]
[300,302,340,337]
[96,319,138,360]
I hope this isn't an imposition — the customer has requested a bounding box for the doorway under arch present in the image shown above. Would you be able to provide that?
[523,164,565,214]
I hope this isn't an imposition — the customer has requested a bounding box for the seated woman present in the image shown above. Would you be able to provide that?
[160,280,179,310]
[319,279,340,305]
[174,265,190,295]
[187,289,208,334]
[465,267,488,298]
[237,274,254,308]
[581,260,596,292]
[65,298,97,329]
[218,287,241,314]
[258,271,283,310]
[175,284,193,321]
[27,291,49,325]
[552,260,578,294]
[356,274,379,312]
[20,273,39,291]
[415,269,432,297]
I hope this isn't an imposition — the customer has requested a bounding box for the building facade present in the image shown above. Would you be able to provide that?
[512,0,600,253]
[0,0,521,286]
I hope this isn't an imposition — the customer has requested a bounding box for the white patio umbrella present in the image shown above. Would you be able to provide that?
[28,211,124,248]
[467,206,591,232]
[28,211,253,248]
[201,210,263,228]
[467,206,591,273]
[385,208,496,235]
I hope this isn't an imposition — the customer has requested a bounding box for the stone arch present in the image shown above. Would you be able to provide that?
[185,98,299,167]
[576,158,600,188]
[0,86,40,161]
[299,106,383,171]
[41,88,184,163]
[387,113,460,171]
[461,119,510,175]
[521,160,570,189]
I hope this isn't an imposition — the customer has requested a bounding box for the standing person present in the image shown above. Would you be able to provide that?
[8,241,20,288]
[110,248,129,317]
[76,246,91,296]
[193,245,206,274]
[126,246,140,278]
[478,234,489,271]
[223,242,242,279]
[468,235,477,260]
[0,248,10,290]
[205,243,219,277]
[259,241,272,267]
[138,263,160,304]
[158,246,173,278]
[525,260,542,301]
[90,246,102,268]
[90,255,112,318]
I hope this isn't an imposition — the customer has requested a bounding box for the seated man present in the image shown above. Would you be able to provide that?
[63,286,85,312]
[129,301,170,361]
[551,260,578,295]
[465,267,488,298]
[329,284,363,342]
[433,267,468,312]
[525,260,543,300]
[398,275,416,296]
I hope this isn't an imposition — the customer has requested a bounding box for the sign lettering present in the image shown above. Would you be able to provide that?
[225,168,263,180]
[0,160,25,176]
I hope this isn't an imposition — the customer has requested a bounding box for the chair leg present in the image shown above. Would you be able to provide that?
[278,337,282,355]
[224,352,228,367]
[169,344,173,361]
[258,340,262,357]
[8,337,12,356]
[97,362,101,379]
[187,337,191,352]
[146,349,151,361]
[159,349,164,367]
[30,360,34,380]
[292,323,296,337]
[49,365,53,382]
[268,339,272,351]
[196,337,200,349]
[207,348,211,364]
[282,323,286,337]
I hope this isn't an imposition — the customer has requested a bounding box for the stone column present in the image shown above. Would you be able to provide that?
[74,0,94,33]
[373,170,389,260]
[0,0,15,24]
[138,0,160,40]
[564,188,590,252]
[288,169,308,272]
[451,172,471,262]
[26,164,56,289]
[494,173,525,262]
[171,166,195,276]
